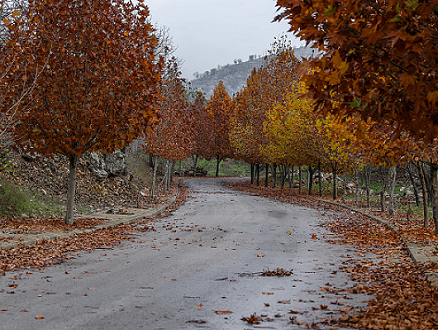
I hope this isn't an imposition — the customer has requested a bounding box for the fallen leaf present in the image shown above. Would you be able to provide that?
[195,304,202,310]
[262,292,274,295]
[35,315,45,319]
[257,254,265,257]
[215,310,233,314]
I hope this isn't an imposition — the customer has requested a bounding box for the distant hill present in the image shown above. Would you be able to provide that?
[189,46,315,98]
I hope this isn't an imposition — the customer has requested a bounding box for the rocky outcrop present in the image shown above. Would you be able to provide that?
[88,150,127,180]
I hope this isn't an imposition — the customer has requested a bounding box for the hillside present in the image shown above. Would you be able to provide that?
[189,46,314,98]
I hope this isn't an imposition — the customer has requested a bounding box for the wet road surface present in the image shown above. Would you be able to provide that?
[0,178,372,329]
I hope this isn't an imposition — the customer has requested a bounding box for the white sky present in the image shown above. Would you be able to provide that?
[142,0,303,79]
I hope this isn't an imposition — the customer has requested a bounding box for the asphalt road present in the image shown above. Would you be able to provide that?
[0,178,372,330]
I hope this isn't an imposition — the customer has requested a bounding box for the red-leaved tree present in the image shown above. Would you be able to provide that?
[9,0,162,223]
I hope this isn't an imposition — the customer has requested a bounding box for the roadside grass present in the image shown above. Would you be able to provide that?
[0,176,64,218]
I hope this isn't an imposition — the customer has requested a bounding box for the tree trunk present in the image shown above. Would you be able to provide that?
[418,161,429,227]
[332,162,338,200]
[364,165,371,208]
[318,162,323,197]
[272,163,277,188]
[163,159,169,193]
[289,165,294,190]
[342,165,347,202]
[298,166,302,194]
[280,165,287,189]
[354,164,360,206]
[256,163,260,186]
[379,166,388,212]
[250,164,255,185]
[407,163,420,207]
[388,166,397,216]
[215,157,221,177]
[150,155,158,202]
[308,166,315,195]
[193,155,199,177]
[431,163,438,234]
[265,164,269,187]
[170,161,175,186]
[65,154,79,225]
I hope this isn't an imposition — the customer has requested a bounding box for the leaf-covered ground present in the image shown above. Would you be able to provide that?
[228,180,438,330]
[0,182,187,277]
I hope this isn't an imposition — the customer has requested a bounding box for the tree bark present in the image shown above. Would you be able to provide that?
[193,155,198,177]
[308,166,315,195]
[150,155,158,202]
[272,163,277,188]
[354,164,360,206]
[298,166,302,194]
[256,163,260,186]
[280,165,287,189]
[289,165,294,190]
[431,163,438,233]
[407,163,420,207]
[379,166,388,212]
[418,161,429,227]
[332,162,338,200]
[215,157,221,177]
[364,165,370,208]
[265,164,269,187]
[388,166,397,216]
[65,153,79,225]
[250,164,255,185]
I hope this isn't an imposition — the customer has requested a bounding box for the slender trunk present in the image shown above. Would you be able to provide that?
[150,155,158,202]
[163,159,169,193]
[215,157,221,177]
[250,164,255,185]
[170,161,175,185]
[65,154,79,225]
[318,162,323,197]
[298,166,302,194]
[354,164,360,206]
[407,163,420,207]
[256,164,260,186]
[289,165,294,190]
[272,163,277,188]
[379,166,388,212]
[148,153,154,168]
[388,166,397,216]
[431,163,438,233]
[332,162,338,200]
[193,155,199,177]
[265,164,269,188]
[418,161,429,227]
[281,166,287,189]
[308,167,315,195]
[342,164,347,202]
[365,165,370,208]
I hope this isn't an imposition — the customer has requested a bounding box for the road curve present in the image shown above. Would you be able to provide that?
[0,178,371,330]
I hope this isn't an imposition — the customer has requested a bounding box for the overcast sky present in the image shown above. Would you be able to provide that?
[142,0,303,80]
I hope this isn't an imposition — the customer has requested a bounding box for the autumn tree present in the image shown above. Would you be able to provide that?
[275,0,438,142]
[143,56,194,199]
[190,91,210,171]
[1,0,45,170]
[203,81,233,176]
[10,0,161,224]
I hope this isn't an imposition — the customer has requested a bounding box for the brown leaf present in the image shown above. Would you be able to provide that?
[35,315,45,319]
[215,310,233,315]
